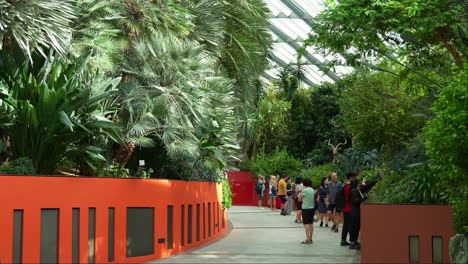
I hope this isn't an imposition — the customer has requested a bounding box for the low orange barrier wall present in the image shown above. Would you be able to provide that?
[0,176,227,263]
[361,203,453,264]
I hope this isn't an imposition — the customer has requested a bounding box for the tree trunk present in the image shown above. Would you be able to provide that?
[251,135,258,161]
[113,142,136,167]
[240,140,250,164]
[435,28,464,70]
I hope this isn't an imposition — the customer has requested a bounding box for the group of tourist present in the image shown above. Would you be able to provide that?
[255,171,381,249]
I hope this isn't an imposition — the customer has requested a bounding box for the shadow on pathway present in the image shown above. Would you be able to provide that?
[148,206,360,263]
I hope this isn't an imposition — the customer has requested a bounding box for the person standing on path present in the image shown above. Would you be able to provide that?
[256,175,266,208]
[339,172,356,246]
[349,178,367,250]
[318,177,330,227]
[278,174,288,215]
[269,175,278,211]
[327,172,343,232]
[298,178,315,244]
[285,177,293,215]
[294,177,304,223]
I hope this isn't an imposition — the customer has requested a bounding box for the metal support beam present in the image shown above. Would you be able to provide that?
[269,24,340,82]
[268,12,313,20]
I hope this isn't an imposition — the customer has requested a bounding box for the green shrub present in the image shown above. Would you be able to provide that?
[369,165,446,204]
[248,148,303,177]
[423,68,468,233]
[98,162,130,178]
[0,158,36,175]
[222,178,232,210]
[301,163,335,188]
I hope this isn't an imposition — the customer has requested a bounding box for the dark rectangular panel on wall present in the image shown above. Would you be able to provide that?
[180,205,185,246]
[12,210,23,264]
[40,209,59,264]
[167,206,173,249]
[432,236,443,264]
[203,203,206,239]
[409,236,419,263]
[72,208,80,264]
[187,205,192,244]
[88,208,96,264]
[108,208,115,262]
[208,203,211,237]
[196,204,200,242]
[217,203,220,232]
[222,207,225,229]
[126,208,154,257]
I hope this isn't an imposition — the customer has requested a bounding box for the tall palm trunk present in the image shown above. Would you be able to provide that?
[113,142,136,167]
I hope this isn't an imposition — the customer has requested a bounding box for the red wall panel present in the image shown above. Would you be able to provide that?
[0,176,227,263]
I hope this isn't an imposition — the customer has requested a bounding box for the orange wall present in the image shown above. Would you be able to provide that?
[361,204,454,264]
[0,176,227,263]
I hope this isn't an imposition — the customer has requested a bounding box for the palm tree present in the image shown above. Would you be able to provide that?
[0,0,75,59]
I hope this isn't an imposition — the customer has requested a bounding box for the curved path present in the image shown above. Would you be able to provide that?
[149,206,360,263]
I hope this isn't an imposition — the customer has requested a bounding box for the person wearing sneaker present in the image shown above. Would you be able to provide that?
[278,174,288,215]
[349,179,367,250]
[339,172,356,247]
[327,172,343,233]
[317,177,330,228]
[298,178,315,244]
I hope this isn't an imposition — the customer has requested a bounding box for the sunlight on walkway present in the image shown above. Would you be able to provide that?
[149,206,360,263]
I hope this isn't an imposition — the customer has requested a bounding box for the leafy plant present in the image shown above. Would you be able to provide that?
[0,52,122,174]
[0,157,36,175]
[248,148,303,177]
[335,147,378,180]
[301,163,335,189]
[135,167,154,179]
[424,68,468,233]
[221,177,232,210]
[98,162,130,178]
[369,165,446,204]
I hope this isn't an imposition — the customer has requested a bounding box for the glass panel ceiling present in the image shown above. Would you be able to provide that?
[264,0,353,86]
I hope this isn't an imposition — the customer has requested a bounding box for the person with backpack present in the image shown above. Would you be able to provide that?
[256,175,265,208]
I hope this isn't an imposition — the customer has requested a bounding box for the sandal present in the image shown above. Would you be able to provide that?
[300,240,310,244]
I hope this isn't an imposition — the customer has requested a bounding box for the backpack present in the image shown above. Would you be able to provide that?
[271,185,277,196]
[314,190,319,210]
[335,185,346,209]
[255,180,262,193]
[292,183,297,199]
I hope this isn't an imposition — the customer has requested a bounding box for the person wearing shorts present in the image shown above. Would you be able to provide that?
[298,178,315,244]
[294,177,304,223]
[278,175,288,215]
[327,172,343,232]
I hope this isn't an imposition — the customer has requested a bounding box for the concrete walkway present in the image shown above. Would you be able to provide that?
[149,206,360,263]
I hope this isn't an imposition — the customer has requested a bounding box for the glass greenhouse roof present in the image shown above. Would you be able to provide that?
[263,0,353,86]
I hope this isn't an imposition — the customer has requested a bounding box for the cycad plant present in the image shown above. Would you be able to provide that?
[0,52,122,174]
